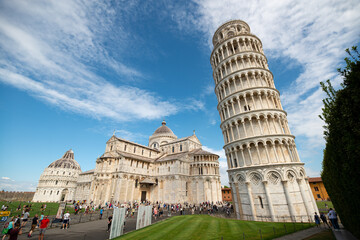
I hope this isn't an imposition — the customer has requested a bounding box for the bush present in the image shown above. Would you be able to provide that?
[320,46,360,238]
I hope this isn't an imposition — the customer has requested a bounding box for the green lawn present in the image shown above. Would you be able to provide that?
[0,201,80,217]
[316,201,333,210]
[116,215,314,240]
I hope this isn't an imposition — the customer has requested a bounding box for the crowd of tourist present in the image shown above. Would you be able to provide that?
[0,199,341,239]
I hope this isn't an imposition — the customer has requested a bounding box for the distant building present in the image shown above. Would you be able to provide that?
[308,177,330,201]
[221,188,232,202]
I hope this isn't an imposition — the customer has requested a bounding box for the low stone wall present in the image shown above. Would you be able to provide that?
[0,191,35,202]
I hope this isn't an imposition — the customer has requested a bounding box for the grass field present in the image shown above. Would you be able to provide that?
[116,215,315,240]
[0,201,79,217]
[316,201,333,210]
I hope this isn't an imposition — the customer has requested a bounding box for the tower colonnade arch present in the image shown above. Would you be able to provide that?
[211,20,318,221]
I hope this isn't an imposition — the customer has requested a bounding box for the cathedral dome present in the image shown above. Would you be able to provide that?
[48,149,81,170]
[149,120,177,148]
[153,120,175,135]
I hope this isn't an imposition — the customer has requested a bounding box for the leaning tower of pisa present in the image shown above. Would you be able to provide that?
[211,20,318,222]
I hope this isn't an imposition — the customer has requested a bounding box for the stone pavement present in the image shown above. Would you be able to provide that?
[15,212,174,240]
[273,226,326,240]
[274,223,359,240]
[333,228,358,240]
[17,218,110,240]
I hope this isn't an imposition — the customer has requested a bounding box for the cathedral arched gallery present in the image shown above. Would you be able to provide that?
[33,121,222,204]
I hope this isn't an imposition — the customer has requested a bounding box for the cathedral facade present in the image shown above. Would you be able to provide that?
[33,121,222,204]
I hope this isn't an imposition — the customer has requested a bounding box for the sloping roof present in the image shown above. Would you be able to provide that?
[117,151,154,162]
[156,152,189,162]
[107,136,160,152]
[140,178,156,184]
[101,151,121,158]
[308,177,322,183]
[191,148,219,157]
[160,134,201,146]
[79,169,94,175]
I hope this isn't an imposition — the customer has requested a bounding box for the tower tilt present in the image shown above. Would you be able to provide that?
[211,20,318,221]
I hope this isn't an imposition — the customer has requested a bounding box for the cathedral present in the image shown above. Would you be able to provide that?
[33,121,222,204]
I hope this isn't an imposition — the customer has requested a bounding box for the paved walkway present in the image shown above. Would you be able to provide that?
[15,213,173,240]
[17,218,110,240]
[273,226,326,240]
[274,223,359,240]
[333,228,358,240]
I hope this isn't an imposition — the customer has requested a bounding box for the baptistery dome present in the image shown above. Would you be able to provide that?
[48,149,81,170]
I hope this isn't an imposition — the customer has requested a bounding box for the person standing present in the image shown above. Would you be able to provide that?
[62,211,70,229]
[28,214,39,237]
[38,216,50,240]
[131,208,135,217]
[328,208,340,230]
[107,215,112,232]
[314,212,321,227]
[153,207,158,220]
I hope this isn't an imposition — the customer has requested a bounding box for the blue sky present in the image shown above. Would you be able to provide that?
[0,0,359,191]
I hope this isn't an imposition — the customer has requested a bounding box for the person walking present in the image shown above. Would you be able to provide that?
[38,216,50,240]
[2,217,14,240]
[320,213,330,228]
[8,223,22,240]
[22,210,30,227]
[100,208,103,219]
[314,212,321,227]
[28,214,39,238]
[328,208,340,230]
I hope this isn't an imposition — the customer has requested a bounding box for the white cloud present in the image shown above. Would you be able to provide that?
[0,178,36,191]
[114,130,148,143]
[0,0,179,122]
[305,167,320,178]
[171,0,360,147]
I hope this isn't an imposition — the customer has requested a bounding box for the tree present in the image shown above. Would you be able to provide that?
[320,46,360,238]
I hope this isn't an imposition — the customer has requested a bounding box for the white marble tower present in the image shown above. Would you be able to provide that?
[211,20,318,221]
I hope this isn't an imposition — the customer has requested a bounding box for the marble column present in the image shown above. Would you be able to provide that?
[231,182,240,219]
[305,178,319,215]
[296,178,311,218]
[282,180,296,221]
[263,181,275,221]
[235,182,244,219]
[246,182,257,221]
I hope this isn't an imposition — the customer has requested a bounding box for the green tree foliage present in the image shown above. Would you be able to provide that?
[320,46,360,238]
